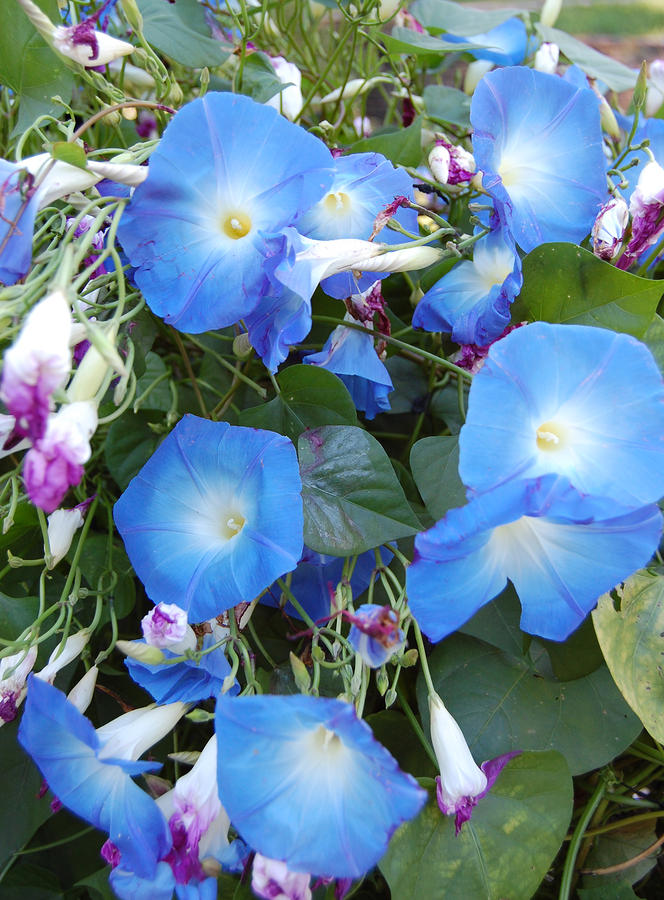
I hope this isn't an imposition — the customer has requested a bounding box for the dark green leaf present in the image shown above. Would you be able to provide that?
[582,822,658,886]
[104,411,162,490]
[380,751,572,900]
[71,535,136,622]
[459,584,526,658]
[0,1,74,137]
[0,721,52,868]
[239,365,357,442]
[0,593,39,641]
[423,84,471,128]
[75,867,114,900]
[239,52,285,103]
[593,571,664,743]
[367,710,437,777]
[511,243,663,338]
[418,634,641,775]
[409,435,466,520]
[642,313,664,373]
[537,24,637,92]
[578,883,638,900]
[136,0,228,67]
[133,352,171,413]
[537,615,604,681]
[411,0,525,34]
[299,425,422,555]
[351,118,423,168]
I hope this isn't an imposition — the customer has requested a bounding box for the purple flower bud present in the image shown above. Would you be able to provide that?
[53,22,133,67]
[347,604,405,668]
[252,854,312,900]
[0,291,73,441]
[0,647,37,724]
[619,161,664,269]
[141,603,192,650]
[23,401,97,513]
[429,139,476,186]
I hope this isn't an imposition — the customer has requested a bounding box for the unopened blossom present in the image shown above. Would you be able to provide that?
[540,0,563,27]
[464,60,494,94]
[0,647,37,725]
[266,57,303,121]
[23,400,97,513]
[346,604,405,668]
[0,414,30,458]
[0,290,72,441]
[647,60,664,116]
[428,140,475,187]
[53,23,134,67]
[46,503,89,568]
[394,10,424,32]
[591,194,628,261]
[429,693,519,833]
[67,665,98,714]
[252,854,312,900]
[619,161,664,269]
[35,629,91,684]
[534,42,559,75]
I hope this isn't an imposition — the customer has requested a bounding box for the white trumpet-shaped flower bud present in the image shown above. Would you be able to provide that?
[115,640,167,665]
[534,42,559,75]
[67,665,98,714]
[46,505,85,568]
[96,700,188,762]
[646,60,664,117]
[591,194,628,261]
[464,60,494,95]
[540,0,563,28]
[36,629,91,684]
[17,153,147,210]
[266,57,303,121]
[53,24,134,68]
[429,692,487,830]
[0,647,37,725]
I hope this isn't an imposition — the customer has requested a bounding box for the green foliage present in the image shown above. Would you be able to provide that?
[512,243,663,338]
[239,52,285,103]
[0,0,74,137]
[411,0,525,33]
[418,634,641,775]
[104,411,162,490]
[299,424,422,555]
[593,572,664,744]
[409,435,466,521]
[380,751,573,900]
[239,365,357,442]
[536,24,637,91]
[351,118,423,167]
[423,84,471,129]
[136,0,229,67]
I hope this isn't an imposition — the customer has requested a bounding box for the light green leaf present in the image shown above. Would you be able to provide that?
[0,1,73,137]
[239,52,285,103]
[511,243,663,338]
[382,27,479,58]
[380,751,572,900]
[410,435,466,521]
[136,0,228,67]
[351,117,423,167]
[411,0,525,34]
[299,424,422,555]
[642,313,664,374]
[592,571,664,744]
[537,24,637,92]
[418,634,641,775]
[239,365,357,442]
[50,141,87,171]
[423,84,471,128]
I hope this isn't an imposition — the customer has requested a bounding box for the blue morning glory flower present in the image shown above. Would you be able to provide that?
[117,92,334,333]
[296,151,417,298]
[445,18,528,66]
[412,223,522,345]
[0,159,40,285]
[458,322,664,507]
[215,694,426,877]
[304,315,393,419]
[261,545,391,622]
[18,676,186,878]
[407,475,662,642]
[114,416,303,622]
[347,604,405,668]
[471,67,607,252]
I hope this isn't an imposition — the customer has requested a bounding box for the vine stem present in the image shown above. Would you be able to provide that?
[558,778,607,900]
[411,619,436,698]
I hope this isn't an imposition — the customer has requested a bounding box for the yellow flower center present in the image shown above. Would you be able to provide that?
[323,191,352,216]
[220,512,246,540]
[222,211,252,240]
[536,421,568,452]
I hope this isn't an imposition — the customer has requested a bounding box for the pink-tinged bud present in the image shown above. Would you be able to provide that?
[141,602,196,652]
[36,629,91,684]
[451,323,527,374]
[619,161,664,269]
[53,23,134,67]
[0,647,37,724]
[23,400,97,513]
[429,139,476,187]
[0,414,30,458]
[464,60,494,95]
[394,10,424,33]
[46,505,85,568]
[353,115,372,138]
[534,42,559,75]
[266,57,303,121]
[592,194,629,261]
[0,290,73,441]
[252,854,312,900]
